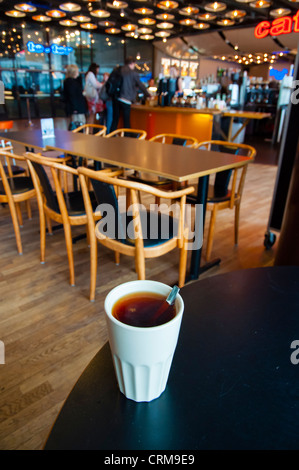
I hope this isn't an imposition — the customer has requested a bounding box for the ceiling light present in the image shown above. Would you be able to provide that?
[250,0,271,8]
[105,27,121,33]
[270,8,291,17]
[90,10,110,18]
[72,15,90,22]
[197,13,216,21]
[5,10,26,17]
[98,20,115,27]
[157,1,179,11]
[32,15,51,22]
[107,1,128,8]
[179,6,199,15]
[156,13,175,20]
[14,3,36,12]
[60,19,78,26]
[134,7,154,14]
[138,17,156,25]
[137,27,152,34]
[179,18,196,25]
[80,23,97,29]
[140,34,155,40]
[193,22,210,29]
[217,19,235,26]
[155,30,171,37]
[157,22,174,29]
[205,2,227,12]
[225,10,246,19]
[121,23,137,31]
[59,3,81,12]
[46,10,66,18]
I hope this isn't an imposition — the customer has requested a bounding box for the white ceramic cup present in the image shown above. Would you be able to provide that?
[104,280,184,402]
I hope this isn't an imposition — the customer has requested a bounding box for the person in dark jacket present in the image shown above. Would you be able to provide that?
[110,57,150,132]
[63,64,87,126]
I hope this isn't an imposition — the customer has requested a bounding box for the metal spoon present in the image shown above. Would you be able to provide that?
[152,285,180,322]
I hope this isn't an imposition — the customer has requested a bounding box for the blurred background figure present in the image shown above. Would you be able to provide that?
[110,56,150,132]
[63,64,87,128]
[100,72,113,134]
[84,63,103,124]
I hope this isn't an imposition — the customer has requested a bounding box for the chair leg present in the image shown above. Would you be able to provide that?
[46,214,53,235]
[115,251,120,265]
[15,203,23,227]
[63,222,75,286]
[89,236,97,302]
[178,242,188,288]
[135,249,145,280]
[206,206,218,262]
[26,200,32,220]
[234,203,240,245]
[38,209,46,264]
[8,199,23,255]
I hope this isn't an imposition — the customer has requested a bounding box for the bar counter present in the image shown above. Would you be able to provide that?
[130,104,220,141]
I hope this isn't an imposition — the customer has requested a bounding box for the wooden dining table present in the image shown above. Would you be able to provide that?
[0,129,252,281]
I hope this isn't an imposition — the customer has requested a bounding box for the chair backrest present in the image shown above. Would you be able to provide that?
[72,124,107,136]
[24,152,79,215]
[0,150,26,178]
[27,155,60,212]
[149,133,198,148]
[105,128,147,140]
[196,140,256,205]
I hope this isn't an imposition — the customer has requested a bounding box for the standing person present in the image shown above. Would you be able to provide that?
[99,72,113,134]
[63,64,87,128]
[110,57,150,132]
[84,63,103,124]
[168,65,183,105]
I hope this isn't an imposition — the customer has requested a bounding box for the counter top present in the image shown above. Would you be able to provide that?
[131,104,221,115]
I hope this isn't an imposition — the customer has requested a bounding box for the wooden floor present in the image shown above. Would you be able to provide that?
[0,120,279,450]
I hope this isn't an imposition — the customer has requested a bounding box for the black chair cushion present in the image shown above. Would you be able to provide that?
[0,176,34,195]
[4,165,26,176]
[96,210,178,247]
[57,191,98,217]
[207,185,231,203]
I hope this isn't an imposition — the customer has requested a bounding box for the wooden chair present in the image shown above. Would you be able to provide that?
[0,120,27,176]
[78,166,195,301]
[105,128,147,140]
[149,133,198,148]
[24,152,122,297]
[0,150,36,255]
[129,133,199,202]
[72,124,107,172]
[72,123,107,137]
[194,140,256,261]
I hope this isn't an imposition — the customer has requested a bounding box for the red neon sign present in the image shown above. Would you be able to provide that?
[254,10,299,38]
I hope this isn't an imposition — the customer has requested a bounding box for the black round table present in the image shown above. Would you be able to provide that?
[44,267,299,450]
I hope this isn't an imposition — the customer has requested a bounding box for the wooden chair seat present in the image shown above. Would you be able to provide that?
[0,176,34,195]
[3,165,27,177]
[51,190,99,217]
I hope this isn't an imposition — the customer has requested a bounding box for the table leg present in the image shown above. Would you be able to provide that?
[186,175,221,282]
[230,119,249,142]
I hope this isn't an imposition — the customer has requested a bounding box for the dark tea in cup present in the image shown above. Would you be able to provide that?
[112,292,176,328]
